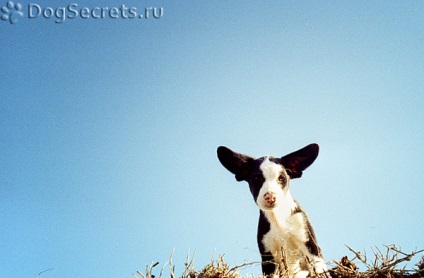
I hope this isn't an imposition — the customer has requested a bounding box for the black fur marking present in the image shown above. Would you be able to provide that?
[261,252,276,276]
[292,200,322,257]
[257,211,274,275]
[257,211,270,253]
[292,205,303,215]
[305,218,322,257]
[247,160,267,202]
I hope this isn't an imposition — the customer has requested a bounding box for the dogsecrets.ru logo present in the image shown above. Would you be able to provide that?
[1,0,163,24]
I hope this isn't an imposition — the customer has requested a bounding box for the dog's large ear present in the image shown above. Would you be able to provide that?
[281,143,319,179]
[217,146,253,181]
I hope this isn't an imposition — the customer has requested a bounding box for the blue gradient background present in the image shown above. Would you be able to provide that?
[1,1,423,277]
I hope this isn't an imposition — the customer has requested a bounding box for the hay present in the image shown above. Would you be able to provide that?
[328,245,424,278]
[135,245,424,278]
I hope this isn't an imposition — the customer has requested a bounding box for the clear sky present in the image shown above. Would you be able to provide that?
[1,1,423,277]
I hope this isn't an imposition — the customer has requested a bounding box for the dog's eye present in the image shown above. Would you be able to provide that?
[278,175,286,183]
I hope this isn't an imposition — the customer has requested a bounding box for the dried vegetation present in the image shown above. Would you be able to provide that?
[135,245,424,278]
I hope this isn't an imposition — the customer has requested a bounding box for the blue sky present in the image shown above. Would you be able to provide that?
[1,1,424,277]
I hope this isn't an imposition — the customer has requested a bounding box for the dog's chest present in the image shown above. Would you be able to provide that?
[261,210,309,262]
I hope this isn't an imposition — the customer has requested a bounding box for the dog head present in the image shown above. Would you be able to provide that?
[217,144,319,211]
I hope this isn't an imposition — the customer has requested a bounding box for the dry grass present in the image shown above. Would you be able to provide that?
[135,245,424,278]
[133,250,259,278]
[328,245,424,278]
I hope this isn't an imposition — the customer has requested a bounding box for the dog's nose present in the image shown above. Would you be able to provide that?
[264,193,276,204]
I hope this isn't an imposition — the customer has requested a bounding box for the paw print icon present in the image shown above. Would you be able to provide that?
[1,1,24,24]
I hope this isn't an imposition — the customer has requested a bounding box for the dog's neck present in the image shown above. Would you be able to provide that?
[262,190,297,228]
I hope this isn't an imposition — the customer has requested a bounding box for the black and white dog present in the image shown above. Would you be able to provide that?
[217,143,327,278]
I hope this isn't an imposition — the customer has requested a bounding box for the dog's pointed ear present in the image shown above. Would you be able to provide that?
[281,143,319,179]
[217,146,253,181]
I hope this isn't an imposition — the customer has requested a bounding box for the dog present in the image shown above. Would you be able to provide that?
[217,143,327,278]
